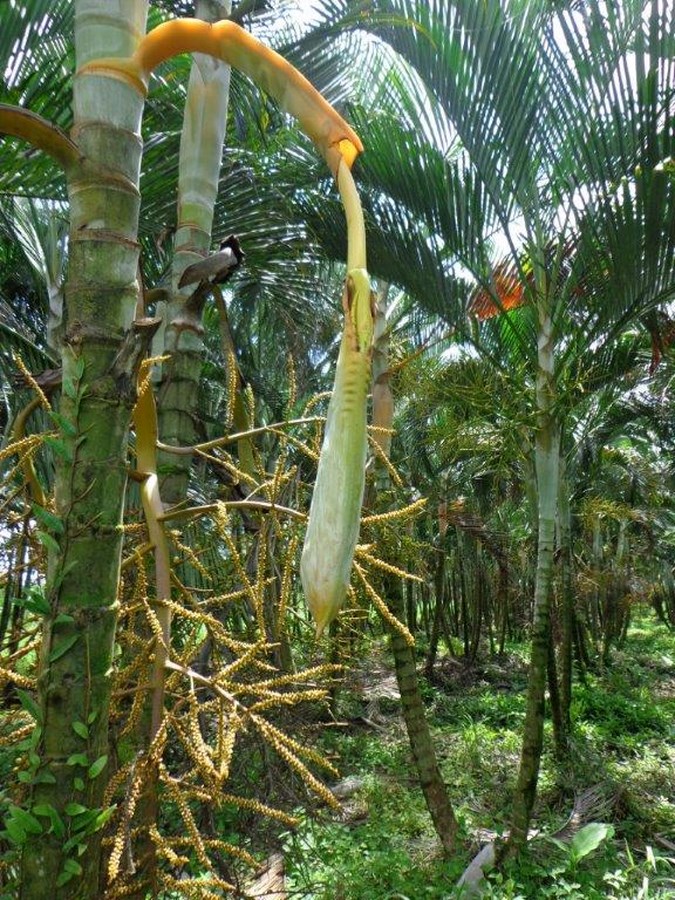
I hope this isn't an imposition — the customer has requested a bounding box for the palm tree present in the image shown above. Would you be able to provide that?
[331,0,675,857]
[0,2,375,895]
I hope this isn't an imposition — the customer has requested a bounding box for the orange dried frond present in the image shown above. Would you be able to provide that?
[469,261,527,320]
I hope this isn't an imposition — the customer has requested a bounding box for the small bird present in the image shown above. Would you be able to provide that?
[178,234,244,289]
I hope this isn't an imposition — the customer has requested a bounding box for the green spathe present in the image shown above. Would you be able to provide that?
[301,269,373,636]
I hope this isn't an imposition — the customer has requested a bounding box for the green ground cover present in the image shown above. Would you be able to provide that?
[283,611,675,899]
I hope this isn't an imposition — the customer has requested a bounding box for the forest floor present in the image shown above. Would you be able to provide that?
[279,609,675,899]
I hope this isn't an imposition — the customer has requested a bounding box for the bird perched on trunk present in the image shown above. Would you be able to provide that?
[178,234,244,289]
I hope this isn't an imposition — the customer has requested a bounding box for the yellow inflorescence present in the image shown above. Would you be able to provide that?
[368,432,404,486]
[0,667,36,690]
[160,763,211,869]
[354,563,416,647]
[13,353,52,411]
[252,715,339,808]
[286,353,297,413]
[361,497,428,525]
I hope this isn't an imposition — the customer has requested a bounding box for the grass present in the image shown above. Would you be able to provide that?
[284,610,675,899]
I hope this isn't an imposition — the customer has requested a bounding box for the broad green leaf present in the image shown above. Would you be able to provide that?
[88,755,108,780]
[33,770,56,784]
[15,689,41,723]
[32,805,55,817]
[71,721,88,739]
[66,753,89,767]
[31,503,65,534]
[62,378,77,400]
[93,806,116,830]
[18,588,50,615]
[4,819,27,845]
[43,435,72,462]
[37,530,60,556]
[48,410,77,436]
[570,823,615,861]
[8,807,42,835]
[64,803,87,817]
[49,633,79,663]
[63,859,82,876]
[32,804,65,836]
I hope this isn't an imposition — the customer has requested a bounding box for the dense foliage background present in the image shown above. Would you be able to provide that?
[0,1,673,897]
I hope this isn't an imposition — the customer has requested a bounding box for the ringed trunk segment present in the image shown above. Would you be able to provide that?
[77,18,362,176]
[158,3,233,505]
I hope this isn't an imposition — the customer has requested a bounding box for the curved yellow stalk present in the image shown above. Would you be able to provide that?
[12,397,47,509]
[0,104,81,173]
[78,18,362,175]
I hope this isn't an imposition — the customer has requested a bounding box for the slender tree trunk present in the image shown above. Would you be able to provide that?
[388,583,459,855]
[558,461,574,737]
[19,3,150,895]
[368,281,459,855]
[132,5,233,890]
[547,630,564,756]
[157,0,232,501]
[425,547,446,679]
[505,309,560,857]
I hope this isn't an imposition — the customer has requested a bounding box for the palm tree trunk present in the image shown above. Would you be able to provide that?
[558,461,574,737]
[505,309,560,856]
[388,583,459,855]
[19,3,149,895]
[368,281,459,855]
[425,547,446,679]
[156,0,232,501]
[547,630,564,756]
[132,5,232,889]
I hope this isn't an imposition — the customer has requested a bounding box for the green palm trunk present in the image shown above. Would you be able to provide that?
[157,0,232,503]
[369,285,459,856]
[19,2,150,895]
[132,6,233,889]
[388,585,460,855]
[506,310,560,855]
[558,459,574,736]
